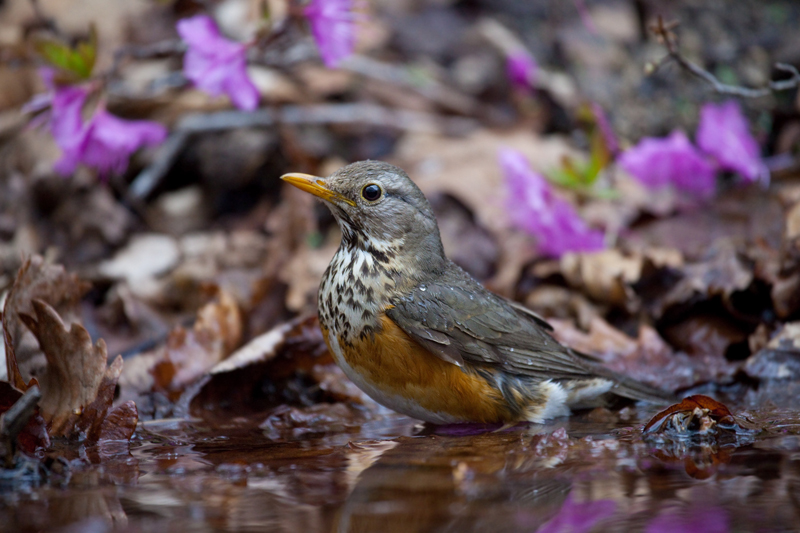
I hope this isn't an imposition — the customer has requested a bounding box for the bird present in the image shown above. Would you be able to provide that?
[281,160,673,425]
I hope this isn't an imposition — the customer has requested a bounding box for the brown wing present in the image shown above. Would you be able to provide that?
[385,263,672,403]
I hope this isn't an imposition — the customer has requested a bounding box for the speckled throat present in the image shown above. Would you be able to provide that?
[317,235,406,346]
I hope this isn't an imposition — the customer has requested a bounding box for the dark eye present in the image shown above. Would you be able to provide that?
[361,183,382,202]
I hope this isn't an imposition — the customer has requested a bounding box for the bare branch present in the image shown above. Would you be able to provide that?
[649,15,800,98]
[128,103,477,200]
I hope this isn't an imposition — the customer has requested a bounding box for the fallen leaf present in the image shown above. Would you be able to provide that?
[19,299,110,438]
[186,315,338,423]
[3,256,91,389]
[661,314,749,359]
[98,400,139,443]
[560,249,641,308]
[151,286,243,397]
[656,240,753,316]
[623,187,783,260]
[97,233,180,284]
[644,395,735,434]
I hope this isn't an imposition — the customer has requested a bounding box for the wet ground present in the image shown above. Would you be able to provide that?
[2,404,799,533]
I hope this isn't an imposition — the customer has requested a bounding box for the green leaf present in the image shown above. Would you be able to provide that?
[33,25,97,80]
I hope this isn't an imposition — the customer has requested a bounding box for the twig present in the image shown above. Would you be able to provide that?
[128,103,477,200]
[127,130,190,200]
[176,103,477,133]
[649,15,800,98]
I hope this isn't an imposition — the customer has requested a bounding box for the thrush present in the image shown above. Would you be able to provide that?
[281,160,672,424]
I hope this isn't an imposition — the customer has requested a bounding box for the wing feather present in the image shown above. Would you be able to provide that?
[385,263,673,403]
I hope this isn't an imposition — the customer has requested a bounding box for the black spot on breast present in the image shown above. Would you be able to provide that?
[360,261,371,277]
[367,246,389,264]
[359,324,375,341]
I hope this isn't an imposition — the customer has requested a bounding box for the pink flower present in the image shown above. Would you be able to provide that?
[618,130,717,198]
[506,51,538,91]
[304,0,357,68]
[177,15,259,110]
[500,149,605,257]
[70,108,167,177]
[48,85,90,174]
[696,100,768,185]
[27,69,167,177]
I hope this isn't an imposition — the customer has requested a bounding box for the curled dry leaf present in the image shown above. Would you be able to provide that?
[150,286,243,397]
[186,315,338,423]
[644,395,747,480]
[644,395,735,435]
[19,299,109,437]
[18,299,137,443]
[3,256,91,389]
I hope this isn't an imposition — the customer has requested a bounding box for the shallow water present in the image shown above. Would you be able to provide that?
[1,406,799,533]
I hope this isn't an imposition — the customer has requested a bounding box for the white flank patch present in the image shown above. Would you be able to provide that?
[524,381,569,423]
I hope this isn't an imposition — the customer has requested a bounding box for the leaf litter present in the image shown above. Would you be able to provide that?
[1,0,800,531]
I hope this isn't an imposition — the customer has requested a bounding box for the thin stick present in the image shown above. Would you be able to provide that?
[650,15,800,98]
[128,103,477,200]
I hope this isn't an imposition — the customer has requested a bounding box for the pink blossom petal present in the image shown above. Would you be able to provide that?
[618,130,717,198]
[177,15,259,111]
[79,109,167,177]
[696,100,768,184]
[304,0,357,68]
[500,148,605,257]
[506,51,538,91]
[48,85,90,176]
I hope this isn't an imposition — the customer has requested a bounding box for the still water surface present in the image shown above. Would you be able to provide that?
[1,406,799,532]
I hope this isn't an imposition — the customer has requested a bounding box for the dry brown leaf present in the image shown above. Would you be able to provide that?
[187,315,335,422]
[560,250,642,308]
[99,401,139,443]
[657,241,753,315]
[150,287,243,396]
[19,299,109,437]
[3,256,91,389]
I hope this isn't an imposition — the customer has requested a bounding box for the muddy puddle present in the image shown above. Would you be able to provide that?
[1,403,799,533]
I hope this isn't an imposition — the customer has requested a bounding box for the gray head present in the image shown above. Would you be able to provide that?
[281,160,446,272]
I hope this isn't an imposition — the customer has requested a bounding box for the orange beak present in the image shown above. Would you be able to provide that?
[280,173,356,206]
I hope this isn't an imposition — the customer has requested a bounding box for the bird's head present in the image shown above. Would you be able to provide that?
[281,160,446,271]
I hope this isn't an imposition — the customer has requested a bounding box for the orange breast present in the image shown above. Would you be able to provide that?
[322,314,512,423]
